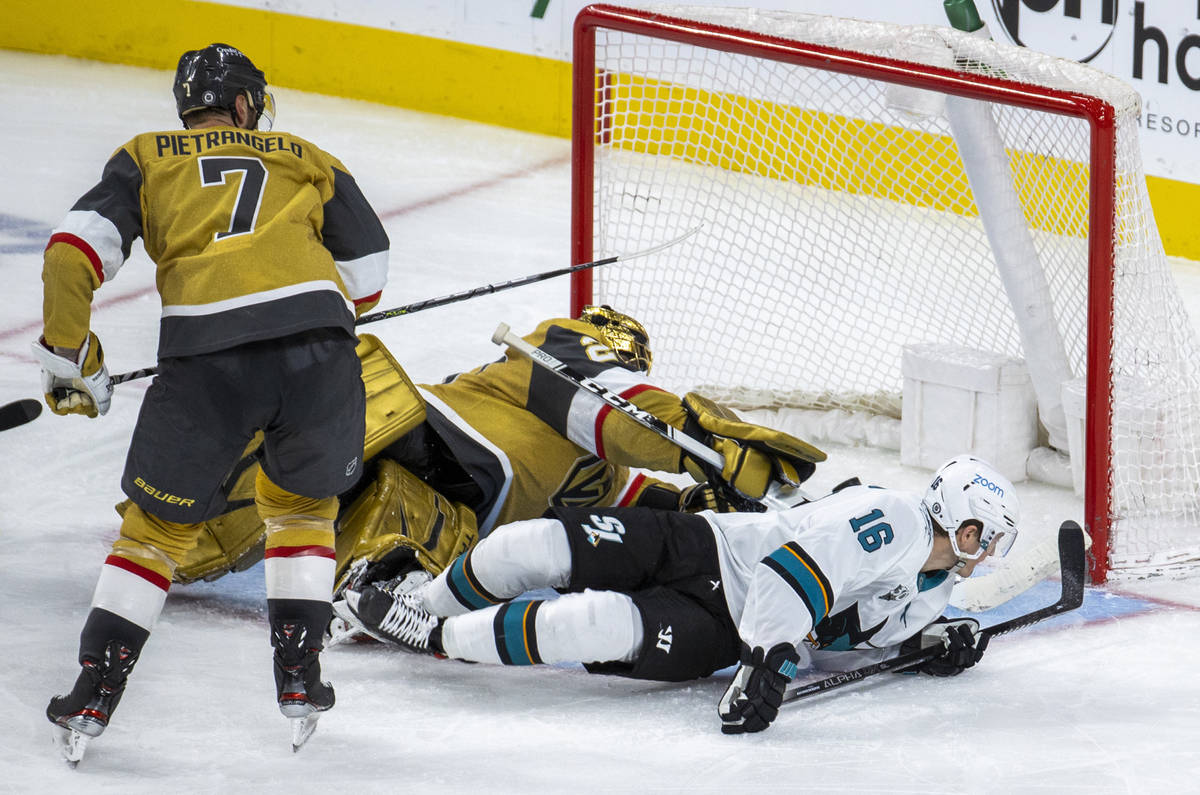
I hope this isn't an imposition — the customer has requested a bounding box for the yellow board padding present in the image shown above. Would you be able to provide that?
[1,0,572,137]
[600,72,1093,239]
[5,1,1200,259]
[602,71,1200,253]
[1147,175,1200,260]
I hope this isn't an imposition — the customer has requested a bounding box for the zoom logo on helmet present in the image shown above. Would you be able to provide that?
[990,0,1117,63]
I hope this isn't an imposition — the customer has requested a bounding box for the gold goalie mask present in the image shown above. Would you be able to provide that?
[580,305,652,372]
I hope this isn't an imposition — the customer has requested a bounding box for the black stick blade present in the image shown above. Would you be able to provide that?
[783,518,1089,706]
[0,399,42,431]
[1056,520,1087,611]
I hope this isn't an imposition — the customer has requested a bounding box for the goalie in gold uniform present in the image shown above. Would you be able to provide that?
[165,307,826,629]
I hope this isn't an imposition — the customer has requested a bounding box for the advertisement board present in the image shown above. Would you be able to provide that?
[6,0,1200,253]
[220,0,1200,184]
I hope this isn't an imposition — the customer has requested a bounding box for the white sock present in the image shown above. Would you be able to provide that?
[424,517,571,616]
[440,590,643,666]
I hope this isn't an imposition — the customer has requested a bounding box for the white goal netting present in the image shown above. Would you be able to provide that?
[573,4,1200,580]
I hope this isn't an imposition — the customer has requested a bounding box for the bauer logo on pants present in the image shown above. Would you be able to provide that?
[133,476,196,507]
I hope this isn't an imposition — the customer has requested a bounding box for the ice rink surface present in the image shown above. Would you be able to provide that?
[2,51,1199,792]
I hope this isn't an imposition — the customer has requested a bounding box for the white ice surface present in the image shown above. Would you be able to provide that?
[1,51,1199,792]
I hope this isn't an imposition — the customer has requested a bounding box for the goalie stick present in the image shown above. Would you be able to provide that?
[492,322,804,511]
[88,226,701,388]
[781,519,1086,705]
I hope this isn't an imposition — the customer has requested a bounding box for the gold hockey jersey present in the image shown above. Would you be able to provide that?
[418,318,693,532]
[42,126,389,356]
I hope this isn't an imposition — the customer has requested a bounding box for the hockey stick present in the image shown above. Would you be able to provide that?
[101,226,703,387]
[356,224,702,325]
[0,398,42,431]
[781,519,1086,705]
[949,524,1093,612]
[492,322,800,511]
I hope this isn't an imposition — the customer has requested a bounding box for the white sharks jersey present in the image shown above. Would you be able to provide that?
[704,485,956,654]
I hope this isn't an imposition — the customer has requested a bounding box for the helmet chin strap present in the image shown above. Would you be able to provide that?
[240,90,263,130]
[929,510,970,571]
[944,519,984,571]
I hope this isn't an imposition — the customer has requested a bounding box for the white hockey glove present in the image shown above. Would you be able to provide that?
[898,617,988,677]
[718,642,800,734]
[31,332,113,418]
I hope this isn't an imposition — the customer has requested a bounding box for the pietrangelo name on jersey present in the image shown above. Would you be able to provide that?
[154,131,304,158]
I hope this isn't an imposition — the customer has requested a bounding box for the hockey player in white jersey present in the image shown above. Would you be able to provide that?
[344,455,1018,734]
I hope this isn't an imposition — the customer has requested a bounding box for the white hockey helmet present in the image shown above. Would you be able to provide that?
[923,455,1020,561]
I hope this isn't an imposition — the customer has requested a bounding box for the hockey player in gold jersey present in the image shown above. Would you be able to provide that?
[37,43,390,761]
[157,307,825,627]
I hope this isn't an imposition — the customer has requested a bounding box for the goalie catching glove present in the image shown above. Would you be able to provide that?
[31,331,113,417]
[898,617,989,677]
[718,642,800,734]
[680,392,825,502]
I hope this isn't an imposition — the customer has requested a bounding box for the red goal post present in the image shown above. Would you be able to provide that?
[569,4,1200,583]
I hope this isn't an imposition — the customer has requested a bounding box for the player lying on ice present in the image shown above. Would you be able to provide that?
[147,306,825,619]
[341,455,1018,734]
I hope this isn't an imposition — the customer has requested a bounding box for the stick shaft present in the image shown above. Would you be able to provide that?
[493,322,724,469]
[109,225,704,386]
[783,521,1086,703]
[492,322,797,511]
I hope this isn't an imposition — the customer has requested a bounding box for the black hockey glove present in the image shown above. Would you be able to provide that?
[718,642,800,734]
[899,617,989,677]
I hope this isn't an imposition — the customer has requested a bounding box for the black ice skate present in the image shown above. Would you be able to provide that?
[347,570,443,655]
[46,640,138,767]
[272,620,335,752]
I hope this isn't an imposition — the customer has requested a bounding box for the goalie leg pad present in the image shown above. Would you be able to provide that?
[334,459,478,593]
[161,503,267,584]
[357,334,428,461]
[126,433,270,585]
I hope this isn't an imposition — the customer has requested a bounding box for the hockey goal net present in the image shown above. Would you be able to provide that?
[570,4,1200,583]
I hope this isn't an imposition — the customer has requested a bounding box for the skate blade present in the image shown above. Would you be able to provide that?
[326,600,369,647]
[291,713,321,752]
[52,724,89,767]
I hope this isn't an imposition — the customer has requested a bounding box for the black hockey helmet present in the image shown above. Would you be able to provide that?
[173,43,274,129]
